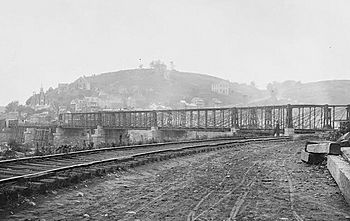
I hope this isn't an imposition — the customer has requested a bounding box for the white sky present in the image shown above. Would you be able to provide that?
[1,0,350,105]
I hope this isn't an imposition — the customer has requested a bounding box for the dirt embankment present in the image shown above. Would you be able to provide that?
[3,140,350,220]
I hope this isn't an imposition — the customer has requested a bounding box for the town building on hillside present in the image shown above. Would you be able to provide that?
[211,81,235,95]
[57,83,69,93]
[191,97,205,108]
[70,97,101,112]
[0,112,21,128]
[211,98,223,107]
[74,76,91,90]
[27,112,49,124]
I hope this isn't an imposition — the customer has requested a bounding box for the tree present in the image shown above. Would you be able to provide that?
[150,60,167,71]
[267,83,278,98]
[5,101,19,113]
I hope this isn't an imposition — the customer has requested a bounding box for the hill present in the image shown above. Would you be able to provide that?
[264,80,350,105]
[26,68,350,113]
[31,68,264,112]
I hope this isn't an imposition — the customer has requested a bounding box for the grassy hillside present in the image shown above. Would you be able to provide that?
[40,68,263,110]
[269,80,350,104]
[28,68,350,111]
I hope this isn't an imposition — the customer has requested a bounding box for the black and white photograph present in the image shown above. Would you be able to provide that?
[0,0,350,220]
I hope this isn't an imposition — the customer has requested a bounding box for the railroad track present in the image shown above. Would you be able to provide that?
[0,136,274,183]
[0,136,289,206]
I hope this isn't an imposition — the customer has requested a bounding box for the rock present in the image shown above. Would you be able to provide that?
[24,198,36,206]
[301,149,326,164]
[83,214,90,218]
[337,132,350,143]
[28,201,36,206]
[51,190,57,195]
[76,191,84,197]
[306,142,341,155]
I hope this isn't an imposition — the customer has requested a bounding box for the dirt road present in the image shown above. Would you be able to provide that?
[3,140,350,220]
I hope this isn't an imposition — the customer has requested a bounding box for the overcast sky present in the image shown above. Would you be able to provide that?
[1,0,350,106]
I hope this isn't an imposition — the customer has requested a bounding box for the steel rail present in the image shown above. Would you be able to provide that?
[0,136,267,165]
[0,137,289,185]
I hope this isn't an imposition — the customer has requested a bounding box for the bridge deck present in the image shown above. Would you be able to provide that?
[10,104,350,132]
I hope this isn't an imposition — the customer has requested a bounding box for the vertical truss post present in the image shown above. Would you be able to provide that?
[160,112,163,128]
[323,104,331,128]
[309,107,312,129]
[71,113,74,127]
[213,110,216,127]
[231,108,238,128]
[197,110,200,128]
[301,108,304,129]
[205,110,208,128]
[183,110,186,128]
[122,112,126,127]
[320,107,323,129]
[347,105,350,121]
[313,107,316,129]
[230,107,239,134]
[98,112,102,127]
[152,111,157,128]
[222,109,225,129]
[298,108,300,129]
[190,110,193,128]
[237,109,240,128]
[284,104,294,136]
[332,106,335,129]
[260,108,263,129]
[265,107,272,129]
[286,104,293,128]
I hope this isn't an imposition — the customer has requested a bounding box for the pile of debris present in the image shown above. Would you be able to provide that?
[301,141,341,164]
[301,132,350,164]
[337,132,350,147]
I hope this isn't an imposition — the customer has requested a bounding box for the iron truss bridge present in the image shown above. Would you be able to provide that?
[56,104,350,132]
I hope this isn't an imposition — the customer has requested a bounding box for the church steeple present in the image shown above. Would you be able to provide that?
[39,84,45,105]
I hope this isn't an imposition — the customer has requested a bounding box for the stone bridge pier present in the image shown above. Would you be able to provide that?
[54,126,130,147]
[91,126,128,146]
[53,127,88,147]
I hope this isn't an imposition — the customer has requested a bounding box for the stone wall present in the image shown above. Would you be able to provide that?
[103,129,128,145]
[128,130,154,144]
[0,131,11,143]
[54,128,88,147]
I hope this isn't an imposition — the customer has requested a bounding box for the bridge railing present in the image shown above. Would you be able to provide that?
[58,104,350,131]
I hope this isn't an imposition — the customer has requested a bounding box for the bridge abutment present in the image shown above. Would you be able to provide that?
[91,126,106,146]
[24,128,36,144]
[53,127,87,147]
[92,126,128,146]
[284,128,295,136]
